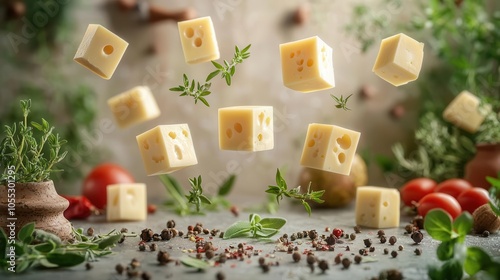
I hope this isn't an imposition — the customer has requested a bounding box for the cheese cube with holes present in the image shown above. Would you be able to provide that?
[355,186,400,228]
[300,123,360,175]
[74,24,128,79]
[106,183,146,221]
[218,106,274,151]
[178,16,220,64]
[372,33,424,86]
[280,36,335,93]
[443,91,488,133]
[108,86,160,129]
[136,124,198,175]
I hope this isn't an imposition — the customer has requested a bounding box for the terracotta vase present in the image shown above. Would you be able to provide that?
[464,143,500,190]
[0,180,73,240]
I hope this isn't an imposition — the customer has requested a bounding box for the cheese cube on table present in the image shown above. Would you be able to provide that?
[372,33,424,86]
[300,123,360,175]
[280,36,335,93]
[108,86,160,129]
[74,24,128,79]
[443,91,487,133]
[178,16,220,64]
[136,124,198,176]
[355,186,400,228]
[106,183,146,221]
[218,106,274,151]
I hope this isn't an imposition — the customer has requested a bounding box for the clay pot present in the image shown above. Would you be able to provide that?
[0,180,73,241]
[464,143,500,190]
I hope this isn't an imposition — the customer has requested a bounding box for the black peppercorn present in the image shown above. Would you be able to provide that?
[85,262,93,270]
[308,230,318,240]
[258,257,266,266]
[130,258,141,268]
[216,271,225,280]
[115,263,124,274]
[157,250,170,265]
[369,246,375,252]
[350,233,356,240]
[354,225,361,233]
[318,259,329,273]
[380,235,387,244]
[354,255,362,264]
[359,249,365,255]
[363,238,372,248]
[140,229,154,242]
[412,215,424,229]
[398,245,404,251]
[141,271,152,280]
[414,248,422,256]
[166,220,176,228]
[334,254,342,264]
[391,250,398,258]
[341,258,351,269]
[482,230,490,237]
[139,243,146,251]
[306,254,316,265]
[87,227,94,236]
[261,264,270,273]
[377,229,385,237]
[383,248,389,255]
[150,243,158,251]
[292,252,301,262]
[389,236,397,245]
[205,250,215,259]
[411,230,424,244]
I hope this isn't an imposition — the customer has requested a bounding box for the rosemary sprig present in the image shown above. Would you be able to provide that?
[331,94,352,111]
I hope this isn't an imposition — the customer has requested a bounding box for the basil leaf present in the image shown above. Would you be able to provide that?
[223,221,251,240]
[259,218,287,230]
[464,247,492,276]
[453,211,473,241]
[217,175,236,196]
[46,253,85,267]
[180,256,210,270]
[424,209,453,241]
[436,240,455,261]
[97,233,123,250]
[441,259,463,280]
[18,222,35,243]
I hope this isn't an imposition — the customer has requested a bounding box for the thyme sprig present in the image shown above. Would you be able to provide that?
[331,94,353,111]
[206,44,251,86]
[185,175,212,213]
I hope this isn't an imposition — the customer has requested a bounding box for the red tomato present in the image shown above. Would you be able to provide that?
[400,178,437,206]
[457,188,489,214]
[82,163,134,209]
[434,179,473,198]
[418,193,462,219]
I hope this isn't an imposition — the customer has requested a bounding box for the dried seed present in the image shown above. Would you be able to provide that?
[120,228,128,233]
[405,224,414,234]
[206,250,215,259]
[178,230,184,237]
[334,254,342,264]
[141,271,152,280]
[353,225,361,233]
[369,246,375,252]
[157,250,171,265]
[130,258,141,268]
[482,230,490,237]
[414,248,422,256]
[383,248,389,255]
[150,243,158,251]
[292,252,301,263]
[398,245,404,251]
[203,228,210,235]
[153,234,161,242]
[354,255,362,264]
[359,249,365,255]
[377,230,385,237]
[389,236,397,245]
[140,229,154,242]
[167,220,176,228]
[363,238,372,248]
[391,251,398,258]
[318,259,329,273]
[261,264,270,273]
[161,229,172,241]
[350,233,356,240]
[216,271,225,280]
[115,264,124,274]
[139,243,146,251]
[411,231,424,244]
[341,258,351,269]
[87,227,94,236]
[306,254,316,265]
[85,262,93,270]
[127,267,140,278]
[290,233,297,241]
[379,269,403,280]
[219,232,224,238]
[326,234,337,245]
[380,235,387,244]
[308,230,318,240]
[258,257,266,266]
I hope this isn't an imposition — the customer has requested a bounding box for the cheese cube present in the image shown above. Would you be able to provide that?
[106,183,146,221]
[178,16,220,64]
[280,36,335,93]
[443,91,487,133]
[136,124,198,176]
[372,33,424,86]
[355,186,400,228]
[108,86,160,129]
[300,123,360,175]
[74,24,128,79]
[218,106,274,151]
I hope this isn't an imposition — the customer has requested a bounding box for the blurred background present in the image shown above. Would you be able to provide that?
[1,0,499,206]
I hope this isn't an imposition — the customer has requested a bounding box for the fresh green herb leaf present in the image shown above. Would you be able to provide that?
[223,222,252,240]
[453,212,473,242]
[18,222,35,243]
[424,209,454,241]
[464,247,493,276]
[330,94,353,111]
[217,174,236,196]
[486,173,500,216]
[97,232,123,250]
[46,253,86,267]
[223,213,286,240]
[186,175,212,213]
[259,218,287,230]
[180,256,211,270]
[436,240,455,261]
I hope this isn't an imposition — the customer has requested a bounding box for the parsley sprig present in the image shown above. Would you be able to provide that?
[223,213,286,240]
[169,44,251,107]
[331,94,352,111]
[265,169,324,216]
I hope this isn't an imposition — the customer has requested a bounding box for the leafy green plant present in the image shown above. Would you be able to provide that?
[180,256,211,271]
[486,173,500,216]
[424,209,500,279]
[331,94,353,111]
[0,100,67,183]
[266,169,324,216]
[0,223,126,273]
[170,44,251,107]
[185,176,212,213]
[223,213,286,240]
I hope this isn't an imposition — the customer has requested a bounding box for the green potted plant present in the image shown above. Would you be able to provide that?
[0,100,72,240]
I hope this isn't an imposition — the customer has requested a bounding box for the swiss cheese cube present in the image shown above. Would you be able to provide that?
[300,123,360,175]
[106,183,147,221]
[108,86,160,129]
[74,24,128,79]
[443,91,487,133]
[218,106,274,151]
[280,36,335,93]
[136,124,198,176]
[355,186,400,228]
[372,33,424,86]
[178,16,220,64]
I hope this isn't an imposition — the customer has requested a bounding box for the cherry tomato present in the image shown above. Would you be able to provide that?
[418,193,462,219]
[400,178,437,207]
[434,179,473,198]
[82,163,134,210]
[457,188,489,214]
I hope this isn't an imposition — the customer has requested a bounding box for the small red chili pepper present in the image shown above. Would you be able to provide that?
[61,195,96,220]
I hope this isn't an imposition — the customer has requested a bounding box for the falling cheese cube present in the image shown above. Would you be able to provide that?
[300,123,360,175]
[355,186,400,228]
[136,124,198,176]
[106,183,147,221]
[108,86,160,129]
[372,33,424,86]
[218,106,274,151]
[443,91,488,133]
[74,24,128,79]
[280,36,335,93]
[178,16,220,64]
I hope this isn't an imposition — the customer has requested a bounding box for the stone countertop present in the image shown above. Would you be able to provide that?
[2,203,499,280]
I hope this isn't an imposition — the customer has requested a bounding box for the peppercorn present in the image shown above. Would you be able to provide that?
[318,259,329,273]
[297,232,303,239]
[288,245,294,253]
[150,243,158,251]
[140,229,154,242]
[206,249,215,259]
[127,267,140,278]
[306,254,316,265]
[194,225,203,233]
[219,232,224,238]
[379,269,403,280]
[218,254,227,263]
[411,230,424,244]
[160,229,171,241]
[290,233,297,241]
[359,249,365,255]
[308,230,318,240]
[326,234,337,245]
[354,255,362,264]
[341,258,351,269]
[405,224,415,234]
[380,235,387,244]
[258,257,266,266]
[292,252,301,263]
[203,228,210,235]
[383,248,389,255]
[377,229,385,237]
[354,225,361,233]
[414,248,422,256]
[369,246,375,252]
[261,264,270,273]
[216,271,225,280]
[118,235,126,244]
[482,230,490,237]
[85,262,93,270]
[130,258,141,268]
[120,228,128,233]
[334,254,342,264]
[350,233,356,240]
[329,245,335,251]
[303,230,309,238]
[141,271,152,280]
[412,215,424,229]
[178,230,184,237]
[363,238,372,248]
[115,263,124,274]
[139,242,146,251]
[346,246,350,251]
[166,220,176,228]
[391,251,398,258]
[87,227,94,236]
[157,250,170,265]
[398,245,404,251]
[153,234,161,242]
[389,236,397,245]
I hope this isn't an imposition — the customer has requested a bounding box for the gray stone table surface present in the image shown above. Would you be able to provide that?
[2,203,499,280]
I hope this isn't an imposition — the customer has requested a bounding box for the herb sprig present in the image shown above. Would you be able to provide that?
[170,44,251,107]
[223,213,286,240]
[331,94,353,111]
[185,175,212,213]
[265,169,324,216]
[486,173,500,216]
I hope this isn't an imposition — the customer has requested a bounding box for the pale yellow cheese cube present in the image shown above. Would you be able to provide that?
[355,186,400,228]
[106,183,146,221]
[300,123,360,175]
[74,24,128,79]
[178,16,220,64]
[136,124,198,176]
[280,36,335,93]
[218,106,274,151]
[443,91,487,133]
[108,86,160,129]
[372,33,424,86]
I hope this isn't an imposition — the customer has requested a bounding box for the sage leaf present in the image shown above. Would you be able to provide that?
[46,252,85,267]
[0,228,7,258]
[180,256,211,270]
[97,233,123,250]
[254,228,278,238]
[18,222,35,243]
[424,209,453,241]
[33,229,61,245]
[259,218,286,230]
[464,247,492,276]
[223,221,251,240]
[38,258,58,268]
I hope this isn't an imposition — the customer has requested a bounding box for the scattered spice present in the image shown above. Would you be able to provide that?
[354,255,362,264]
[85,262,93,270]
[405,224,415,234]
[306,254,316,265]
[341,258,351,269]
[346,246,350,251]
[354,225,361,233]
[206,250,215,259]
[391,251,398,258]
[261,264,270,273]
[359,249,366,255]
[139,243,146,251]
[141,271,152,280]
[332,228,343,238]
[326,234,337,245]
[318,259,329,273]
[411,231,424,244]
[369,246,375,252]
[379,269,403,280]
[380,236,387,244]
[292,252,301,262]
[398,245,404,251]
[414,248,422,256]
[115,263,124,274]
[230,205,239,217]
[167,220,176,228]
[130,258,141,269]
[258,257,266,266]
[389,236,397,245]
[377,230,385,237]
[216,271,225,280]
[153,234,161,242]
[383,248,389,255]
[150,243,158,251]
[157,250,171,265]
[412,215,424,229]
[120,228,128,233]
[87,227,94,236]
[482,230,490,237]
[363,238,372,248]
[308,230,318,240]
[140,229,154,242]
[334,254,342,264]
[350,233,356,240]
